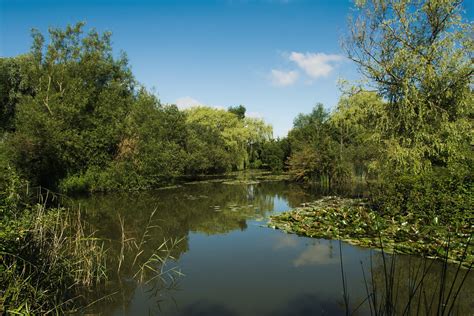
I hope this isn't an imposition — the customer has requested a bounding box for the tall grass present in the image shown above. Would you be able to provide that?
[1,201,107,314]
[67,208,186,315]
[115,208,184,281]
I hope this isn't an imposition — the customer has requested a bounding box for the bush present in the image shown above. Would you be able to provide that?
[370,168,473,225]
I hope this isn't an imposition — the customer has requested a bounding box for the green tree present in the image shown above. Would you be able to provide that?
[185,106,245,174]
[330,91,384,179]
[228,104,246,120]
[345,0,473,174]
[345,0,473,218]
[184,106,272,174]
[8,23,135,187]
[0,55,36,132]
[121,90,187,182]
[287,104,344,184]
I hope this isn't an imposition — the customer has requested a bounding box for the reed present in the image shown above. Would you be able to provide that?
[116,207,184,285]
[339,233,472,316]
[1,199,107,314]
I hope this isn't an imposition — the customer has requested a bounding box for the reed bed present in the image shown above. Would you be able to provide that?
[1,202,107,314]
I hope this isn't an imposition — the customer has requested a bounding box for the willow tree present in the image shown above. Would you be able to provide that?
[345,0,473,174]
[330,91,385,179]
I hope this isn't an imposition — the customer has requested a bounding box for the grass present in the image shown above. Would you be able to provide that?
[116,208,184,285]
[1,190,185,315]
[1,202,107,314]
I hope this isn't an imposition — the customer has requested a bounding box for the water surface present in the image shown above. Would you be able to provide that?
[77,180,473,315]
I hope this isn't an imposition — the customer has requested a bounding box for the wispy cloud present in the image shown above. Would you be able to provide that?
[175,96,228,110]
[288,52,344,78]
[267,51,344,87]
[175,96,202,109]
[269,69,299,87]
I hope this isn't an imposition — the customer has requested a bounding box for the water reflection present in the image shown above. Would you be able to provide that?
[273,234,300,250]
[73,180,472,315]
[293,243,339,267]
[363,253,474,315]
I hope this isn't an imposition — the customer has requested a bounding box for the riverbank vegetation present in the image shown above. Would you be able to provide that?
[0,22,281,313]
[1,0,472,313]
[272,0,473,267]
[0,23,278,193]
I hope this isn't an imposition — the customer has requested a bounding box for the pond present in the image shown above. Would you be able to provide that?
[76,178,473,315]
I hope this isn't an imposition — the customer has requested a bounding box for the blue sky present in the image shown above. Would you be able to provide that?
[1,0,471,136]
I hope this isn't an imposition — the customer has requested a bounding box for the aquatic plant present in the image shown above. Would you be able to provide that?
[269,196,473,266]
[339,237,472,316]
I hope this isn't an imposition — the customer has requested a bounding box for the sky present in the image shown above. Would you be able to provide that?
[1,0,471,137]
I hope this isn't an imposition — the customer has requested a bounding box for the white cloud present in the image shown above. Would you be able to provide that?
[293,244,338,267]
[288,52,344,78]
[269,69,299,87]
[175,96,202,109]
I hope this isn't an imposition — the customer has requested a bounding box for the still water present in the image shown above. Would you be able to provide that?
[77,179,473,315]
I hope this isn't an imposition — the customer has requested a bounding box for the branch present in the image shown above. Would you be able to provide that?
[43,75,53,115]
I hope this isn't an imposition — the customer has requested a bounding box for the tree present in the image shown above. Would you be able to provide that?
[185,106,245,173]
[119,89,188,181]
[260,139,287,171]
[8,23,135,187]
[243,116,273,168]
[330,91,384,179]
[345,0,473,219]
[184,106,273,174]
[345,0,473,174]
[228,105,246,120]
[287,104,345,184]
[290,103,330,152]
[0,55,36,132]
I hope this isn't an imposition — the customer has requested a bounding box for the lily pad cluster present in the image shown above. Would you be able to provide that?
[269,196,473,267]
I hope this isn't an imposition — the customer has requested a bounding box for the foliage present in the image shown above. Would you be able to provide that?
[0,144,26,217]
[1,23,276,194]
[370,167,473,222]
[339,0,474,229]
[258,138,290,171]
[185,106,272,174]
[228,104,246,120]
[287,103,353,185]
[0,55,36,132]
[1,202,107,314]
[6,23,135,188]
[330,91,384,179]
[269,196,473,266]
[345,0,473,174]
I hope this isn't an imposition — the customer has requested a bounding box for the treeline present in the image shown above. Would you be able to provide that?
[0,23,280,193]
[284,0,473,225]
[285,92,382,186]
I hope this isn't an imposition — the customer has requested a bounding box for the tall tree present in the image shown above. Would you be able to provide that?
[345,0,473,174]
[9,23,135,187]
